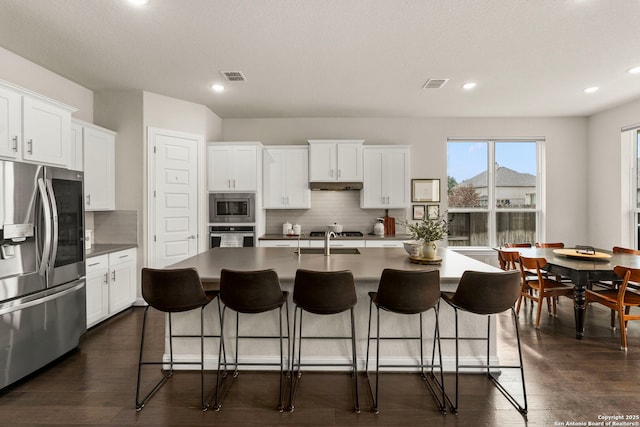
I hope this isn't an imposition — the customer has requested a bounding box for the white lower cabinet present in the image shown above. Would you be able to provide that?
[259,240,310,248]
[85,255,109,328]
[86,248,137,328]
[308,240,365,248]
[365,240,404,248]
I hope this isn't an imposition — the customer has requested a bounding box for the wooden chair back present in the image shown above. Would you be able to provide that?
[613,246,640,256]
[498,250,520,271]
[518,256,547,285]
[504,243,532,248]
[535,242,564,248]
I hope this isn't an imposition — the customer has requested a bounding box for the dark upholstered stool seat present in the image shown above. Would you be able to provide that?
[289,269,359,413]
[365,269,446,414]
[213,269,289,412]
[136,267,221,411]
[441,270,527,416]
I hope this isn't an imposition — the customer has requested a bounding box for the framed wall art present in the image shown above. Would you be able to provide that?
[412,179,440,203]
[412,205,426,220]
[427,205,440,220]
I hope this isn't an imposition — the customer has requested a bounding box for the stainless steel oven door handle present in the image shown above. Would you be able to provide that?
[37,178,52,276]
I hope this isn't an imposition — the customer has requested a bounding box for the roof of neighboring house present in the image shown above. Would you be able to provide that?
[458,165,536,188]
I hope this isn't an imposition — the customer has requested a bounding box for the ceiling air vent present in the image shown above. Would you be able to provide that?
[422,79,449,89]
[220,71,247,82]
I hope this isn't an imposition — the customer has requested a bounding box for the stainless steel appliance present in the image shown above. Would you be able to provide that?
[210,225,255,248]
[209,192,255,224]
[1,160,86,390]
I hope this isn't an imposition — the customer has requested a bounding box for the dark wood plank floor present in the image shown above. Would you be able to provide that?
[1,298,639,426]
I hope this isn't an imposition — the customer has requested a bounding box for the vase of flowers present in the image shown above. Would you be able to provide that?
[403,215,449,259]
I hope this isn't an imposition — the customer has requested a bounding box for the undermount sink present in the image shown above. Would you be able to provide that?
[297,248,361,255]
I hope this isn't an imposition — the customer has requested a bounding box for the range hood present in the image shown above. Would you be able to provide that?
[309,182,363,191]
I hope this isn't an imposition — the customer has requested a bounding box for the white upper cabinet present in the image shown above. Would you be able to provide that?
[0,80,76,167]
[82,122,116,211]
[0,85,21,159]
[308,139,363,182]
[361,146,410,209]
[22,97,71,166]
[207,142,261,191]
[263,146,310,209]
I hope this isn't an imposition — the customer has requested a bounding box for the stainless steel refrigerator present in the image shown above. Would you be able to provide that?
[0,160,86,390]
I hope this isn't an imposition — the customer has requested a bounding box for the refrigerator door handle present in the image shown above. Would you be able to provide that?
[45,179,59,275]
[37,178,53,276]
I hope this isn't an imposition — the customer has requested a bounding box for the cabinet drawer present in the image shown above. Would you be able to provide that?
[86,255,108,273]
[109,248,136,266]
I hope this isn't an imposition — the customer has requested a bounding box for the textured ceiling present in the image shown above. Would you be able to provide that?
[1,0,639,118]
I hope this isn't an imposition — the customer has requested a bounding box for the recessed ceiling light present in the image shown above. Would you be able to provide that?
[128,0,149,6]
[584,86,599,94]
[462,82,477,90]
[628,66,640,75]
[211,84,225,93]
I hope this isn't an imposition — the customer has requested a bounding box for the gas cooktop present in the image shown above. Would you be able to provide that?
[308,231,364,237]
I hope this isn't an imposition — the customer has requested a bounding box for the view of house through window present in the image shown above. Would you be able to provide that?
[447,140,539,247]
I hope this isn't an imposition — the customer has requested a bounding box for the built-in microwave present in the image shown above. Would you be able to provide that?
[209,192,256,223]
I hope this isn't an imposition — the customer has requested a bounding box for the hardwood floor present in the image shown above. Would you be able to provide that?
[1,299,639,426]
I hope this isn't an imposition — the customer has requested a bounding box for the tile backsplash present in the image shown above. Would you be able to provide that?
[91,210,138,244]
[265,191,408,235]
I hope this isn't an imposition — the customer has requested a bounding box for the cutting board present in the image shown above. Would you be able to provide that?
[383,216,395,235]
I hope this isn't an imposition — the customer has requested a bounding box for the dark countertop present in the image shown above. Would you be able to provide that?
[259,234,412,241]
[86,243,138,258]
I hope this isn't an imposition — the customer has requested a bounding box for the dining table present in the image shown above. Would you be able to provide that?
[502,246,640,338]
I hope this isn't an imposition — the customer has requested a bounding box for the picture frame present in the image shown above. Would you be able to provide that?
[412,179,440,202]
[427,205,440,220]
[412,205,426,220]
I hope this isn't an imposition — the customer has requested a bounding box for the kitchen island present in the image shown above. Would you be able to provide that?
[166,247,503,372]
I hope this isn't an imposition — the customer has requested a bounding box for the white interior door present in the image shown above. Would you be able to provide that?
[149,128,200,268]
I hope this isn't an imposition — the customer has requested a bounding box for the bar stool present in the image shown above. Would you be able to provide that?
[364,269,446,414]
[288,269,359,413]
[136,267,221,411]
[213,269,289,411]
[441,270,527,415]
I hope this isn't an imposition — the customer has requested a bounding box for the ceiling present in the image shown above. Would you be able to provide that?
[1,0,640,119]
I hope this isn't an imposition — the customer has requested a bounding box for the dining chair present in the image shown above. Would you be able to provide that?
[498,249,520,271]
[534,242,564,248]
[534,242,571,284]
[504,243,532,248]
[586,265,640,351]
[516,256,574,329]
[590,246,640,293]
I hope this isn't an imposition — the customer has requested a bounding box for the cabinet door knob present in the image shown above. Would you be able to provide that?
[27,139,33,154]
[12,136,18,151]
[86,194,91,206]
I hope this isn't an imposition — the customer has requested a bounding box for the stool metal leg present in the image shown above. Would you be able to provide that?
[135,308,176,411]
[288,306,359,413]
[448,307,528,416]
[350,307,360,413]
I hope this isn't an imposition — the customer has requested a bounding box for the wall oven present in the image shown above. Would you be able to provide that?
[209,192,255,224]
[210,225,255,248]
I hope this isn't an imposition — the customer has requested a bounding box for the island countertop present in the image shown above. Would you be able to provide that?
[169,246,501,287]
[165,246,503,372]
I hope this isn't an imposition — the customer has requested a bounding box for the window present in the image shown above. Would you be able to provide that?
[447,140,540,247]
[635,131,640,248]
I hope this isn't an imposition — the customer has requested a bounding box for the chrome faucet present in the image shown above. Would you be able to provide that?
[324,230,336,256]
